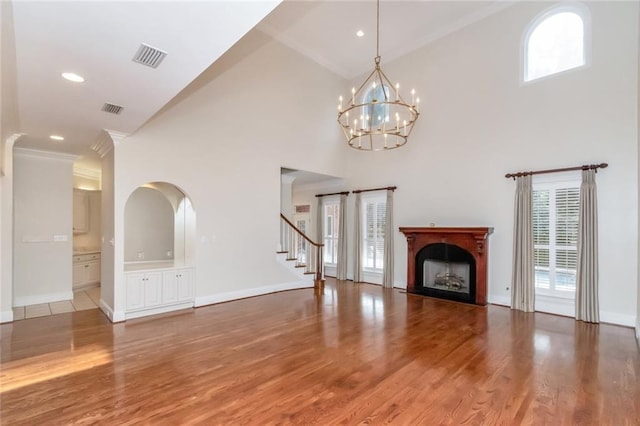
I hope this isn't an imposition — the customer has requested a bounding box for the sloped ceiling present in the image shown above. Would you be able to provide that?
[8,0,511,172]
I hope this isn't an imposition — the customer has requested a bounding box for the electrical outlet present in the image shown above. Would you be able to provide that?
[137,251,144,260]
[53,234,68,242]
[166,250,172,257]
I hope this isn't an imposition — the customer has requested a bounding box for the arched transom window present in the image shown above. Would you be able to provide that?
[524,6,589,82]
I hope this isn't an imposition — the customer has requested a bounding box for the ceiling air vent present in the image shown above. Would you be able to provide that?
[132,43,167,68]
[102,103,123,115]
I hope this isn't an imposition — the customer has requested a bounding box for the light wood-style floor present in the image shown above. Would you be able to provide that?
[1,279,639,424]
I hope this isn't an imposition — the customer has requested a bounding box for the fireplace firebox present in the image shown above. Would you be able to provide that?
[399,227,493,305]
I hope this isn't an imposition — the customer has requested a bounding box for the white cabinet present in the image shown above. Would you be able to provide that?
[126,271,162,310]
[162,268,194,304]
[73,253,101,289]
[177,268,194,302]
[125,266,195,317]
[126,273,145,311]
[143,272,162,307]
[73,189,89,234]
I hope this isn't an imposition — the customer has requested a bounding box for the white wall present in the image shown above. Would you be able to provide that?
[280,174,295,220]
[13,149,75,306]
[73,190,101,250]
[339,1,638,326]
[100,143,115,317]
[637,4,640,342]
[0,0,19,322]
[124,187,174,262]
[110,30,346,316]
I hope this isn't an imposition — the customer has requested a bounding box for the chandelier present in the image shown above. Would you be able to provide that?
[337,0,420,151]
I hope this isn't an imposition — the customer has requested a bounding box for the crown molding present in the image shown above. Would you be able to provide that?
[73,166,101,181]
[281,174,296,184]
[292,178,346,193]
[13,147,78,162]
[1,133,24,176]
[92,129,129,157]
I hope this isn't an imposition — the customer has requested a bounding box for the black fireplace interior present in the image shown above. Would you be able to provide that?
[414,243,476,304]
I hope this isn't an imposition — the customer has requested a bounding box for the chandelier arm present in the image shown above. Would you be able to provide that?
[354,68,378,98]
[377,67,403,103]
[374,68,389,101]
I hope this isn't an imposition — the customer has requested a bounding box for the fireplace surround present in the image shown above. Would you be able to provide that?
[399,227,493,305]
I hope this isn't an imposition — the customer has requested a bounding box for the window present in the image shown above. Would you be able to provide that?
[323,201,340,265]
[524,6,589,82]
[533,179,580,297]
[362,196,386,272]
[362,84,391,128]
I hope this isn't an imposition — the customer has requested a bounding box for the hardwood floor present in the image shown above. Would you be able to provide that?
[1,279,639,425]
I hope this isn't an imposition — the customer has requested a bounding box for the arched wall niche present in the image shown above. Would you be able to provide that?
[124,181,196,267]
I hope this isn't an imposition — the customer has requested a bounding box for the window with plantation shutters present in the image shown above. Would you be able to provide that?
[323,201,340,265]
[363,196,386,272]
[533,179,580,297]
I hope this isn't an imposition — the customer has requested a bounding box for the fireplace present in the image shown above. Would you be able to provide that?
[399,227,493,305]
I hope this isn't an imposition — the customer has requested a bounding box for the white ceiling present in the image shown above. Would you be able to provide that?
[9,0,511,173]
[10,0,281,170]
[258,0,512,79]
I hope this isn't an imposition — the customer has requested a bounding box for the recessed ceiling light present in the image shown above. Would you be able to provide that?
[61,72,85,83]
[50,135,64,141]
[356,30,365,37]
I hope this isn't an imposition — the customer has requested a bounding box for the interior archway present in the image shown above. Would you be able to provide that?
[124,182,196,267]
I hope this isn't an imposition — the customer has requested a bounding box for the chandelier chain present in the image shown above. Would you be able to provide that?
[376,0,380,60]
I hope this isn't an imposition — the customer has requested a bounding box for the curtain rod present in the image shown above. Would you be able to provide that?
[352,186,397,194]
[315,191,349,198]
[505,163,608,180]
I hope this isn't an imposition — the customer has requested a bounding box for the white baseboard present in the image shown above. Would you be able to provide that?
[125,302,193,321]
[488,294,636,327]
[600,311,636,328]
[535,295,575,318]
[488,295,510,307]
[0,310,13,323]
[99,299,125,323]
[195,280,313,308]
[14,291,74,307]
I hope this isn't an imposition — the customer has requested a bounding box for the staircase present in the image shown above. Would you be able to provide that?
[279,213,324,288]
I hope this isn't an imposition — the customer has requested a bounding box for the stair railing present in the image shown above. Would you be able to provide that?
[279,213,323,284]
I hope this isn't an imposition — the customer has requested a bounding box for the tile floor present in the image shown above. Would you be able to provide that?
[13,286,101,320]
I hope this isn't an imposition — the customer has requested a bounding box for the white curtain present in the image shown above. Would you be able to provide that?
[336,193,348,280]
[576,169,599,323]
[353,192,363,283]
[383,189,394,288]
[511,175,535,312]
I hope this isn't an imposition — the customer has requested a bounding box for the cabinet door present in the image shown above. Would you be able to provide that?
[162,271,178,304]
[126,273,145,311]
[73,263,86,287]
[177,268,194,302]
[73,190,89,234]
[144,272,162,307]
[86,260,100,284]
